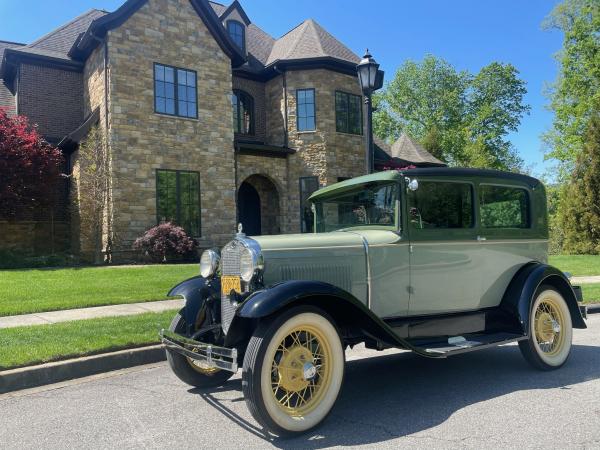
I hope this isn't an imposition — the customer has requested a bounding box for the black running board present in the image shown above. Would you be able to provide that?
[407,332,527,357]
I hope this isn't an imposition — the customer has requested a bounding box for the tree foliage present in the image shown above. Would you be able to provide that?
[559,107,600,254]
[543,0,600,170]
[133,223,197,263]
[373,55,529,171]
[0,108,63,217]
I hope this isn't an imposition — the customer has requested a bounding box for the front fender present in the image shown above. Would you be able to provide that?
[500,262,587,335]
[226,280,439,358]
[168,276,220,335]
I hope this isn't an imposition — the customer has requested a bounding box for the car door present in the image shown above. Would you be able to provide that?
[406,177,482,315]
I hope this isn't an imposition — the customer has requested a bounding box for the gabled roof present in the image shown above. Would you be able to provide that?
[218,0,251,25]
[375,134,447,168]
[266,19,359,67]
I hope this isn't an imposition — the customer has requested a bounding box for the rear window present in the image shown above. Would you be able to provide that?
[409,181,474,229]
[479,185,530,229]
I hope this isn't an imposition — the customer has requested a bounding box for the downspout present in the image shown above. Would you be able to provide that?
[273,65,288,148]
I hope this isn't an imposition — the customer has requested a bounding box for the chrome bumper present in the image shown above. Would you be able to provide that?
[160,329,238,372]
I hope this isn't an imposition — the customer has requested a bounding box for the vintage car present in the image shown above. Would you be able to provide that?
[161,167,587,436]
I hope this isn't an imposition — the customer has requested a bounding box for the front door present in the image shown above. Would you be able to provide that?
[407,178,481,315]
[238,181,261,236]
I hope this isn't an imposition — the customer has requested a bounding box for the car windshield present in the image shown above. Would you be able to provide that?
[314,182,399,232]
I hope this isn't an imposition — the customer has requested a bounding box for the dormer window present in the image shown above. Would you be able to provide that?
[227,20,245,53]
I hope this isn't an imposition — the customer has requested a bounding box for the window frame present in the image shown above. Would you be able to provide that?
[296,88,316,132]
[153,63,198,119]
[155,169,201,236]
[226,20,246,54]
[232,89,255,135]
[299,176,320,233]
[406,178,476,240]
[335,90,363,135]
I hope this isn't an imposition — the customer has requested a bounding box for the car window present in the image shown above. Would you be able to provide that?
[315,183,398,232]
[480,185,530,229]
[409,181,473,229]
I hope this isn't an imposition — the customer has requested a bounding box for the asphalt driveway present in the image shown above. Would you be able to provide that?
[1,315,599,449]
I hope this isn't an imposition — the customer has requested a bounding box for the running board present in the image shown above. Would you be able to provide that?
[408,332,527,357]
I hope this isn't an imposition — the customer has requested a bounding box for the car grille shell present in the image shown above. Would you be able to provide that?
[220,240,242,334]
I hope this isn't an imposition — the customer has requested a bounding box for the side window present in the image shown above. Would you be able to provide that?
[409,181,473,229]
[296,89,316,131]
[480,185,530,229]
[299,176,319,232]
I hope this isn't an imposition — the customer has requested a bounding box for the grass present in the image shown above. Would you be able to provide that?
[0,310,177,370]
[548,255,600,277]
[0,264,198,317]
[582,284,600,303]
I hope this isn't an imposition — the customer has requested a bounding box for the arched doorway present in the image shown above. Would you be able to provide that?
[237,175,280,236]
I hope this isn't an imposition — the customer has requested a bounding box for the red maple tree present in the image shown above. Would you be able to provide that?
[0,108,64,218]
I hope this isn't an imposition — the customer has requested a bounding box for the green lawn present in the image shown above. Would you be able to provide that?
[0,264,197,317]
[582,284,600,303]
[0,310,176,370]
[549,255,600,277]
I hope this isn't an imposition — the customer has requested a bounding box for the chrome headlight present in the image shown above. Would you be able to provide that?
[200,249,220,278]
[239,246,263,282]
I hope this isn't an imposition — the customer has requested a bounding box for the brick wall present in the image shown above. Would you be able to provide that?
[0,79,16,115]
[17,64,83,141]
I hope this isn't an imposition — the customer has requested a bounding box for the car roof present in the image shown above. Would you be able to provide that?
[309,168,542,202]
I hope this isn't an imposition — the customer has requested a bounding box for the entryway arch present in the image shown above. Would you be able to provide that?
[237,174,280,236]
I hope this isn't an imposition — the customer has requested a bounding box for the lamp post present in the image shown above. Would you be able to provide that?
[357,50,382,174]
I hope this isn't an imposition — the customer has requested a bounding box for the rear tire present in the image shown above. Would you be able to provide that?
[165,310,233,388]
[518,286,573,370]
[242,306,345,436]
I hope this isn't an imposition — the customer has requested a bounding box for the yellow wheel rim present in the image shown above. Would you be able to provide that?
[270,325,332,417]
[534,295,566,357]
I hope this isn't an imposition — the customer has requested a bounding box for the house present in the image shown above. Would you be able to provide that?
[0,0,376,261]
[374,133,447,170]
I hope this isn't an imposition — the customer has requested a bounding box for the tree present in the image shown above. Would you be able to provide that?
[73,126,110,264]
[374,55,529,171]
[559,106,600,254]
[543,0,600,172]
[0,108,63,217]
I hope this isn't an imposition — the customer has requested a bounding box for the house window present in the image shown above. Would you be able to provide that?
[227,20,245,52]
[480,185,530,229]
[154,63,197,119]
[296,88,316,131]
[335,91,362,135]
[232,90,254,135]
[156,169,201,236]
[300,176,319,233]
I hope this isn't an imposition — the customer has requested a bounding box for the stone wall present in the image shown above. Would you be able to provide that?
[105,0,236,258]
[17,64,83,141]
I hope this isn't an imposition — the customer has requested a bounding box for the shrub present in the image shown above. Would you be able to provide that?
[133,223,197,263]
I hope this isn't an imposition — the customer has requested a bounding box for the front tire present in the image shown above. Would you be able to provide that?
[165,310,233,388]
[242,306,345,436]
[518,286,573,370]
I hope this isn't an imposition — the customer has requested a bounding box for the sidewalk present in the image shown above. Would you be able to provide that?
[571,275,600,284]
[0,299,184,329]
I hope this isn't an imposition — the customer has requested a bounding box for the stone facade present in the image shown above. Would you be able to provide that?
[103,0,236,257]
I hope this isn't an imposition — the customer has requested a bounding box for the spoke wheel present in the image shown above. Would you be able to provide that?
[519,286,573,371]
[242,307,345,436]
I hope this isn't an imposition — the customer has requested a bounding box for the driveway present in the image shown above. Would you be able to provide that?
[1,315,599,449]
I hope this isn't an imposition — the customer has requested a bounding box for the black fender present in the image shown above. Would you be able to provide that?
[500,262,587,335]
[168,276,220,335]
[225,280,440,358]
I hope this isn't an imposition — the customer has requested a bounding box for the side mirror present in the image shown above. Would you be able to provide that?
[407,179,419,191]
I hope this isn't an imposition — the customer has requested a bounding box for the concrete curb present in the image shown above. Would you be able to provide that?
[0,345,166,394]
[586,304,600,315]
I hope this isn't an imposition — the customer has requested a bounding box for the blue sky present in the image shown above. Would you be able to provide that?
[0,0,563,176]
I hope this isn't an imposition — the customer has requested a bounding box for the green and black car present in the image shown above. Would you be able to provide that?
[161,168,587,436]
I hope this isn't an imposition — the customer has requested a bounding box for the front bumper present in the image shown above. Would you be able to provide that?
[160,329,238,372]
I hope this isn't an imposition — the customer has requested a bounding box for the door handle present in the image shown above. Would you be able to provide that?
[477,236,487,242]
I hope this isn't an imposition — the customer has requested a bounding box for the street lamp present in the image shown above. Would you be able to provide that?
[357,50,383,174]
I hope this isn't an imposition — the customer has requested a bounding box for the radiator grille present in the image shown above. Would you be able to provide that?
[220,240,242,334]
